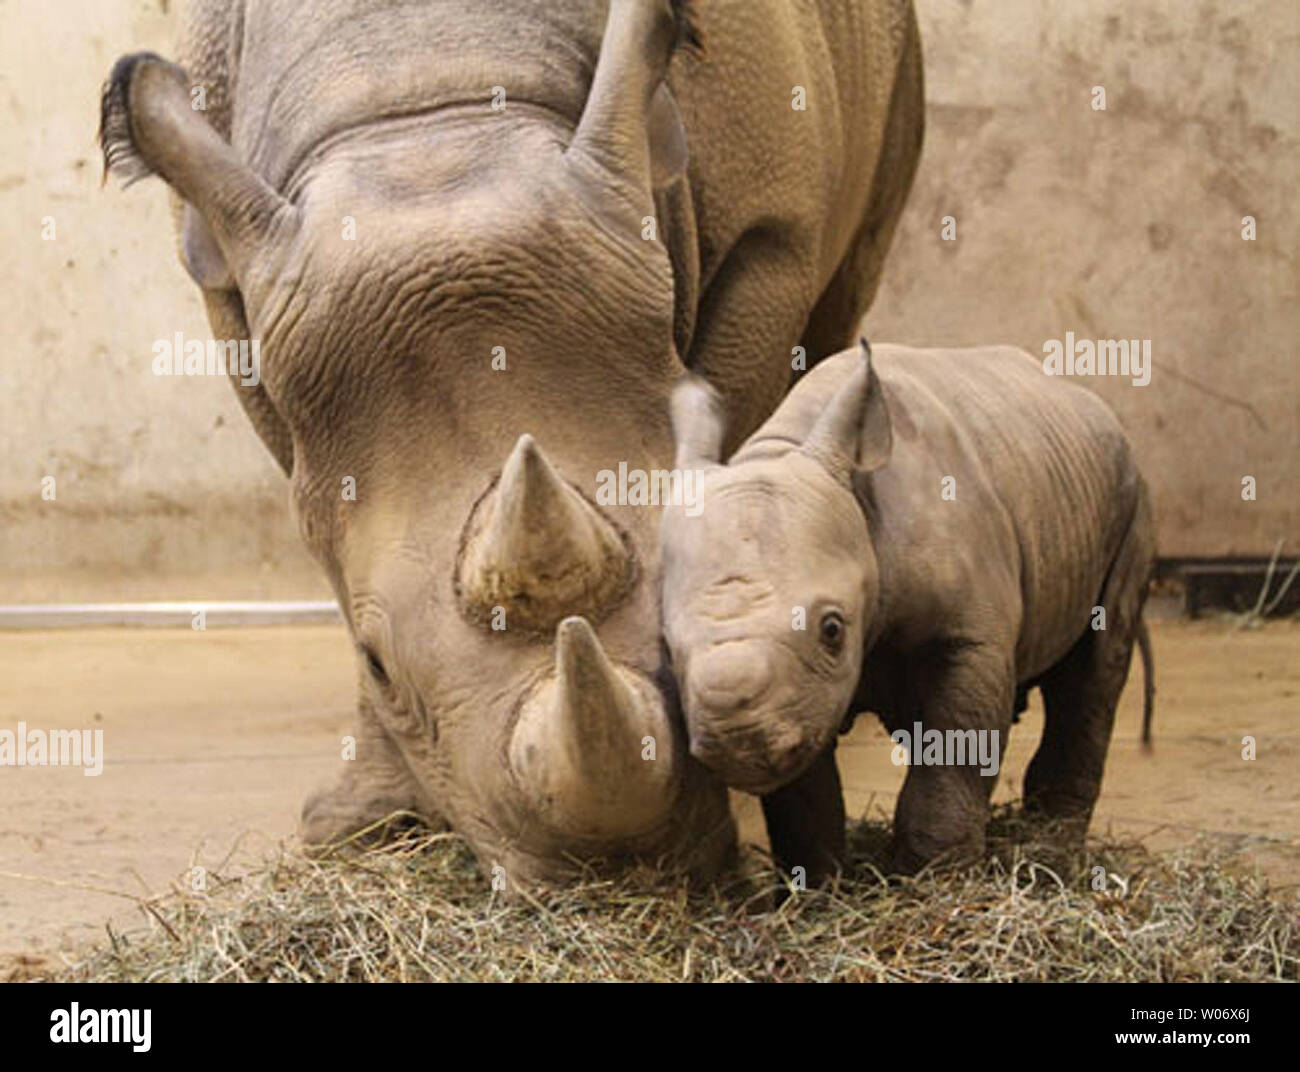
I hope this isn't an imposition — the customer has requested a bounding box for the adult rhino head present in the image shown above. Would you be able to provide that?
[101,0,737,886]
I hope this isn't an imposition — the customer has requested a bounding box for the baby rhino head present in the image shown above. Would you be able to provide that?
[661,345,893,794]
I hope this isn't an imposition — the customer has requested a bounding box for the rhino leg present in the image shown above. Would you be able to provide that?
[688,235,822,452]
[760,743,846,887]
[300,699,444,852]
[800,6,925,362]
[1023,633,1123,831]
[1025,491,1156,822]
[890,643,1014,874]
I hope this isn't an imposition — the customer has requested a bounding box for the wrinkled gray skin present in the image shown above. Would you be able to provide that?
[663,344,1156,879]
[99,0,923,886]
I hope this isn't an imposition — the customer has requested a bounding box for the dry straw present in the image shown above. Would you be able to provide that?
[29,808,1299,983]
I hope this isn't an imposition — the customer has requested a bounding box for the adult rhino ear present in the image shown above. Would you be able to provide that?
[648,84,689,190]
[570,0,702,196]
[802,339,893,484]
[180,204,234,290]
[100,53,296,288]
[671,373,726,470]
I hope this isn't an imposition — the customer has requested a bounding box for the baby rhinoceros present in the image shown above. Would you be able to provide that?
[661,340,1156,881]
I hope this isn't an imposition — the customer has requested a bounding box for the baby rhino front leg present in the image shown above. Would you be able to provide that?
[761,744,846,886]
[891,643,1014,873]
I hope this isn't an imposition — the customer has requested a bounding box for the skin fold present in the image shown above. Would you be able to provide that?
[663,343,1157,880]
[99,0,923,886]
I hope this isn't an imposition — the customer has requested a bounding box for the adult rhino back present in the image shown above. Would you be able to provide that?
[225,1,617,191]
[182,0,923,440]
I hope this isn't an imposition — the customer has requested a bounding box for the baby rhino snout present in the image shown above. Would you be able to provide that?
[687,641,774,714]
[684,642,816,792]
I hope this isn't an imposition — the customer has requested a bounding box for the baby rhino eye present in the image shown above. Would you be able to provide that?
[819,611,846,653]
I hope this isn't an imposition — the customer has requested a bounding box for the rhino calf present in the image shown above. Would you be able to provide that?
[662,341,1156,879]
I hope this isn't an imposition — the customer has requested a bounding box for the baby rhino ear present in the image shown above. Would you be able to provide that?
[856,339,894,472]
[802,339,893,484]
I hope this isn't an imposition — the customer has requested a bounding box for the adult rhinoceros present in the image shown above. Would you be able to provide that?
[100,0,923,886]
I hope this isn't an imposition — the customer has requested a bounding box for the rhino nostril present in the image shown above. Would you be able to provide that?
[770,741,809,775]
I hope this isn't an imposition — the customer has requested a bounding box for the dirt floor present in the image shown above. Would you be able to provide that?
[1,616,1297,965]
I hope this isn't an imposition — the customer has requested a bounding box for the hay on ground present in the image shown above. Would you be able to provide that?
[39,808,1300,982]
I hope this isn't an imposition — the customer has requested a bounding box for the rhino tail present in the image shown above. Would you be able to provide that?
[1138,617,1155,750]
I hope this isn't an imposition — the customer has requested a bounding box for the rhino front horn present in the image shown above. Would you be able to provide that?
[457,434,634,633]
[509,617,678,839]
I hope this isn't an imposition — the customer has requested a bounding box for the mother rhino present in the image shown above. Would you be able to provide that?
[100,0,923,886]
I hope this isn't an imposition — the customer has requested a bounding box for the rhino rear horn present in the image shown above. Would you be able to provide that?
[509,617,678,838]
[100,53,294,283]
[801,339,893,483]
[457,435,634,633]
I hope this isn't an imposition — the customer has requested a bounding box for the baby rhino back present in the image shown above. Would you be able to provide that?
[869,345,1146,678]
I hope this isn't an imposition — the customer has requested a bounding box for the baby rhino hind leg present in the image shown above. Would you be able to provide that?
[1024,493,1156,826]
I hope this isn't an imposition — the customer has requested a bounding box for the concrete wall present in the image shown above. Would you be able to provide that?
[2,0,1296,600]
[1,0,322,600]
[867,0,1299,558]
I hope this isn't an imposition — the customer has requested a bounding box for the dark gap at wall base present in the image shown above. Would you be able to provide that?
[1156,559,1300,618]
